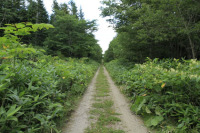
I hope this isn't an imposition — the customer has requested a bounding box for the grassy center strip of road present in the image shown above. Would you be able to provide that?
[85,66,125,133]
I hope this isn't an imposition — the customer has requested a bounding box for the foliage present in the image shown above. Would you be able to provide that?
[0,0,49,46]
[0,23,99,132]
[25,0,49,46]
[0,0,102,62]
[102,0,200,62]
[0,0,27,27]
[106,59,200,132]
[45,2,102,61]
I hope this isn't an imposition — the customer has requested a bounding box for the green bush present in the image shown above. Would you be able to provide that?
[0,55,98,133]
[106,59,200,132]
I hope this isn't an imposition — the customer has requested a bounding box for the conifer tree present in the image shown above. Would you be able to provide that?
[69,0,78,18]
[36,0,48,23]
[27,0,48,23]
[53,0,60,11]
[0,0,28,36]
[26,0,49,46]
[50,0,60,24]
[45,1,102,60]
[79,6,84,20]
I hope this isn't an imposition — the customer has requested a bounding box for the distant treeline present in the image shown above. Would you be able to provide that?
[102,0,200,63]
[0,0,102,62]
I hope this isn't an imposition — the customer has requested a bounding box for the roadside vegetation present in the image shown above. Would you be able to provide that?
[0,23,99,132]
[105,59,200,132]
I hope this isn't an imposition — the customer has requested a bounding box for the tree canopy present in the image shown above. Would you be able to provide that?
[44,1,102,61]
[0,0,102,62]
[102,0,200,62]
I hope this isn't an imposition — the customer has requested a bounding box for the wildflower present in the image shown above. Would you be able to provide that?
[62,77,65,79]
[2,45,9,49]
[1,57,8,59]
[3,45,6,49]
[161,83,166,88]
[142,94,147,96]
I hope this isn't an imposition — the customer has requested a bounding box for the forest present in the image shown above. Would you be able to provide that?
[103,0,200,62]
[0,0,200,132]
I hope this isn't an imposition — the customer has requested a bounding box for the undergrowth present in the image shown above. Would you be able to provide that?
[106,59,200,133]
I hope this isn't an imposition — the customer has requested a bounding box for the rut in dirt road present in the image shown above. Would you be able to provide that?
[63,66,148,133]
[62,69,99,133]
[103,67,148,133]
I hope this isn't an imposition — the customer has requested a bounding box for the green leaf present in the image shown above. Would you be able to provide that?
[34,114,46,124]
[0,37,7,43]
[7,116,18,121]
[34,95,39,102]
[6,105,21,117]
[0,106,6,115]
[131,96,146,114]
[155,106,162,116]
[0,83,7,92]
[26,22,33,26]
[15,23,25,29]
[19,91,25,97]
[177,122,185,128]
[145,106,152,114]
[145,115,164,127]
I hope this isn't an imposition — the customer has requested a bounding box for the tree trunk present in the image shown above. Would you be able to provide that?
[188,34,195,59]
[177,3,196,59]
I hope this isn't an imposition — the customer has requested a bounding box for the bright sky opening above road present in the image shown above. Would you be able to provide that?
[43,0,116,53]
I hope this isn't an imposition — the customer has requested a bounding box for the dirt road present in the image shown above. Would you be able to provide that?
[63,67,148,133]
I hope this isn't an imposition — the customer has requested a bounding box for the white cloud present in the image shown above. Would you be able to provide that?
[43,0,116,53]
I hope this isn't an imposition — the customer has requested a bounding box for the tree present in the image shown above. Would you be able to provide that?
[0,0,28,27]
[27,0,48,23]
[26,0,49,46]
[0,0,28,37]
[44,8,101,60]
[60,3,70,14]
[79,6,84,20]
[89,43,102,63]
[69,0,78,18]
[53,0,60,11]
[50,0,60,24]
[101,0,200,62]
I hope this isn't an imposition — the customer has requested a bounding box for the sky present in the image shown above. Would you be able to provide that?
[43,0,116,53]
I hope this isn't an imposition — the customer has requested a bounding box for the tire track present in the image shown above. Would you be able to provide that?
[104,67,148,133]
[62,69,99,133]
